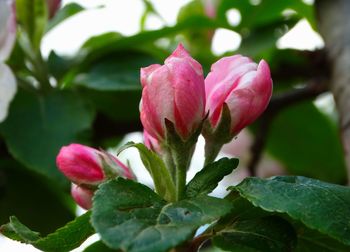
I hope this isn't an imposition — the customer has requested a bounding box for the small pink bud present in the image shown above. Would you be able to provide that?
[56,143,133,185]
[202,0,217,19]
[47,0,61,18]
[140,44,206,142]
[143,130,162,154]
[71,184,93,210]
[0,0,16,61]
[205,55,272,136]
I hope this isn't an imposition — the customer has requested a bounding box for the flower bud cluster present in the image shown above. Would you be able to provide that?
[56,144,133,209]
[140,44,272,162]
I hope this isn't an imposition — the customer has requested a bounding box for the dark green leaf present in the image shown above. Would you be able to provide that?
[232,176,350,246]
[0,159,74,235]
[84,241,120,252]
[186,158,239,198]
[237,18,297,58]
[46,3,85,32]
[92,178,232,252]
[266,101,346,183]
[75,52,157,91]
[217,0,314,30]
[80,89,141,122]
[0,89,95,187]
[47,51,75,81]
[0,212,94,252]
[295,224,350,252]
[72,51,157,122]
[212,216,296,252]
[81,32,123,53]
[79,16,229,63]
[118,142,176,202]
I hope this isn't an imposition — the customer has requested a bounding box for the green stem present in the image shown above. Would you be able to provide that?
[173,148,192,201]
[18,32,52,92]
[204,138,224,166]
[176,165,186,201]
[163,148,176,183]
[32,51,52,92]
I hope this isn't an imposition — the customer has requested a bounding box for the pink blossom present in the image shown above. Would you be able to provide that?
[144,130,162,153]
[47,0,61,18]
[71,184,93,210]
[56,143,133,185]
[140,44,206,141]
[202,0,217,19]
[205,55,272,135]
[0,0,16,61]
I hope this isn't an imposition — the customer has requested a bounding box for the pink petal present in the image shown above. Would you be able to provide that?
[140,64,162,88]
[0,0,16,61]
[56,144,104,185]
[226,60,272,134]
[140,65,175,140]
[47,0,61,18]
[71,184,93,210]
[205,56,258,128]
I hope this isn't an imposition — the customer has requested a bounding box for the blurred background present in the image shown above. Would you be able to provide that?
[0,0,347,250]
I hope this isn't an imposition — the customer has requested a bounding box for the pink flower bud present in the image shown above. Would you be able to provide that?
[56,143,133,185]
[47,0,61,18]
[71,184,93,210]
[202,0,217,19]
[140,44,206,142]
[143,130,161,154]
[205,55,272,135]
[0,0,16,61]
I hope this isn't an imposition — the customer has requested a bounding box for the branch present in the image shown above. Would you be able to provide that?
[247,80,328,176]
[316,0,350,183]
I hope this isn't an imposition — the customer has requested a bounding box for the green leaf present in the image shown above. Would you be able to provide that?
[0,89,95,187]
[80,89,141,122]
[46,3,85,32]
[0,212,94,252]
[0,159,75,235]
[79,16,229,63]
[232,176,350,246]
[266,101,347,183]
[217,0,314,30]
[92,178,232,252]
[72,51,157,122]
[212,216,297,252]
[47,51,75,81]
[75,51,157,91]
[118,142,176,202]
[81,32,123,53]
[84,241,120,252]
[295,224,350,252]
[186,158,239,198]
[15,0,48,50]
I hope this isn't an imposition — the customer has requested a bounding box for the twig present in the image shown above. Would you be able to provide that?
[247,80,328,176]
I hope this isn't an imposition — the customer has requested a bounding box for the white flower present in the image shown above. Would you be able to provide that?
[0,63,17,122]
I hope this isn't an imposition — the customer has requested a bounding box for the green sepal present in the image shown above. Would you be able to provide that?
[98,150,135,180]
[118,142,176,202]
[164,119,204,200]
[202,104,233,165]
[163,118,203,167]
[15,0,48,51]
